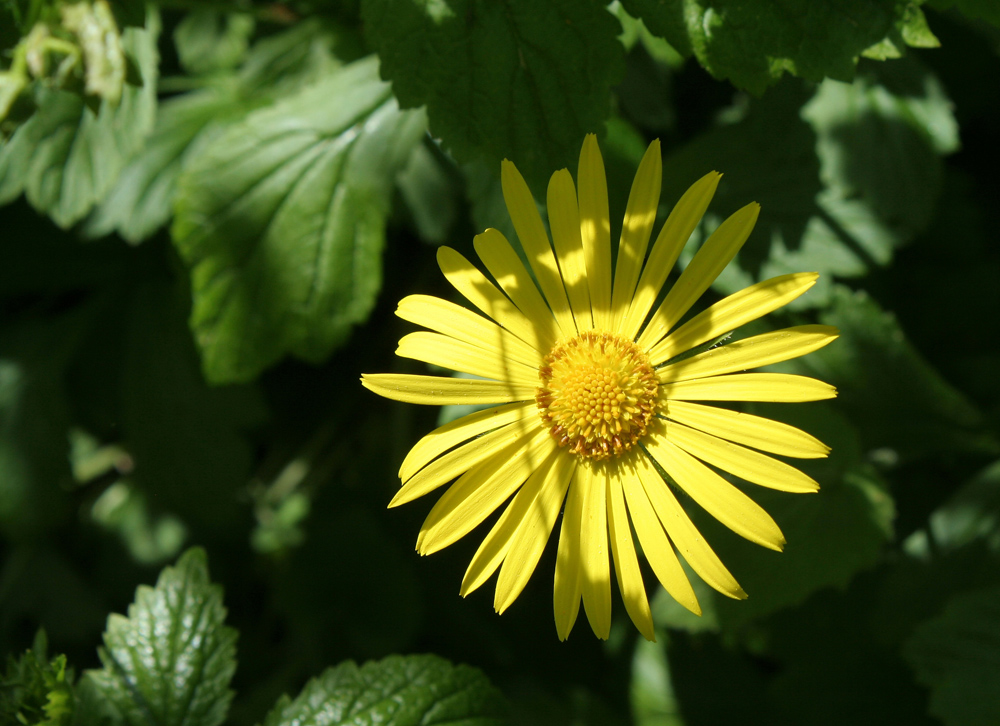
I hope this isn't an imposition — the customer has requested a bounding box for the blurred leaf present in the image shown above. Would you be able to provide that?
[903,586,1000,726]
[87,19,346,243]
[930,0,1000,27]
[630,637,684,726]
[174,10,255,75]
[924,459,1000,552]
[85,548,237,726]
[621,0,935,94]
[261,654,507,726]
[172,55,426,383]
[788,286,993,462]
[0,7,159,228]
[119,279,265,532]
[90,481,187,565]
[396,140,459,245]
[361,0,624,190]
[666,63,958,308]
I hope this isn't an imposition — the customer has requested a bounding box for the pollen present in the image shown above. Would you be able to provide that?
[536,331,658,460]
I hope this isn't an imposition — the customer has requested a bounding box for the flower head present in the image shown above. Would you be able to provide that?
[362,135,838,641]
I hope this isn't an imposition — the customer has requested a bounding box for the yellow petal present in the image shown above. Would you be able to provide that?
[611,140,662,333]
[461,446,563,597]
[638,203,760,351]
[658,373,838,402]
[644,434,786,551]
[554,468,585,640]
[665,419,820,493]
[396,331,539,387]
[649,272,820,365]
[657,325,839,384]
[474,228,563,347]
[579,463,612,640]
[399,401,535,482]
[502,160,575,337]
[417,429,553,555]
[620,171,721,342]
[619,457,701,615]
[392,416,541,507]
[547,169,592,331]
[633,451,745,600]
[495,451,575,614]
[607,466,655,641]
[396,294,543,366]
[662,400,830,459]
[437,246,554,352]
[578,134,613,330]
[361,373,536,406]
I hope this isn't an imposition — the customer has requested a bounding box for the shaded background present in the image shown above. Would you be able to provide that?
[2,1,1000,724]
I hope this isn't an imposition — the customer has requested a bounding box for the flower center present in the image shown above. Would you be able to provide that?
[536,331,658,460]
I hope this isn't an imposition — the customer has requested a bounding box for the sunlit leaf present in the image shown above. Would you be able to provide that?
[84,548,237,726]
[172,55,426,383]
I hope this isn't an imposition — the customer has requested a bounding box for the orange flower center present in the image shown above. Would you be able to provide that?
[536,331,658,460]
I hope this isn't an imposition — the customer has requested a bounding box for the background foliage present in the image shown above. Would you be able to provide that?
[2,1,1000,724]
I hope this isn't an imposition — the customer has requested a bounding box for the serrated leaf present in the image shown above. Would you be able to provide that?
[174,10,255,75]
[84,548,237,726]
[361,0,624,189]
[621,0,933,94]
[665,64,957,306]
[0,7,159,228]
[261,654,506,726]
[172,55,426,383]
[903,586,1000,726]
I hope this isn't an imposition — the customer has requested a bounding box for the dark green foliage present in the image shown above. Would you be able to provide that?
[2,4,1000,726]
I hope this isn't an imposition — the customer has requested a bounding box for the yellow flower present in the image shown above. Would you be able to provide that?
[363,135,838,641]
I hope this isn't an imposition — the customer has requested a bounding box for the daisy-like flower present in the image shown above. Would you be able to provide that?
[362,135,838,641]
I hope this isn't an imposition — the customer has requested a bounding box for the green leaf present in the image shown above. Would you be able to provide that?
[172,55,426,383]
[174,10,255,76]
[665,64,957,306]
[84,548,237,726]
[621,0,935,94]
[0,7,159,228]
[925,459,1000,553]
[87,19,347,243]
[261,655,507,726]
[903,586,1000,726]
[361,0,624,190]
[788,286,993,462]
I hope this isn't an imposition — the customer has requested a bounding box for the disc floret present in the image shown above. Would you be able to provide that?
[536,332,658,460]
